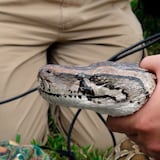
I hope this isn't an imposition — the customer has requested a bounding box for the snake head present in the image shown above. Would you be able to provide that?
[38,61,156,117]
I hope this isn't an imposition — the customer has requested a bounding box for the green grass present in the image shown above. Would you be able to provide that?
[30,133,113,160]
[44,134,112,160]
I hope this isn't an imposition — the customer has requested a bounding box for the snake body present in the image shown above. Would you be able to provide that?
[38,60,156,117]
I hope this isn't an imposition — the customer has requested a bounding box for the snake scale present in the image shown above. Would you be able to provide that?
[38,60,156,160]
[38,60,156,117]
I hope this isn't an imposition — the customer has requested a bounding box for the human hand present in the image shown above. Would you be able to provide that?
[106,55,160,159]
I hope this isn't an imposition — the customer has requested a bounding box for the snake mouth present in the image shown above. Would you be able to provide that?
[39,87,126,107]
[39,89,106,108]
[39,86,138,117]
[39,89,82,99]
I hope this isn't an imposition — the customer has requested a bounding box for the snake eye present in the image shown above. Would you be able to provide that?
[78,79,95,96]
[75,73,86,80]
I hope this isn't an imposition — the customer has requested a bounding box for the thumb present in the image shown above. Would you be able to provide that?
[140,55,160,75]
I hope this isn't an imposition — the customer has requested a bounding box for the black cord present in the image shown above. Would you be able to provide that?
[96,113,116,147]
[0,87,38,105]
[57,109,82,160]
[108,32,160,61]
[67,109,82,152]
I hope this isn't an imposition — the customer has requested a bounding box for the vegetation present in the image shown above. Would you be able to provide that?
[131,0,160,55]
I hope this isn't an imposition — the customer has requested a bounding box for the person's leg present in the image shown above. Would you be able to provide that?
[49,0,144,150]
[0,0,61,144]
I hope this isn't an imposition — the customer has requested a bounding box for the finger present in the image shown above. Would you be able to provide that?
[140,55,160,100]
[140,55,160,75]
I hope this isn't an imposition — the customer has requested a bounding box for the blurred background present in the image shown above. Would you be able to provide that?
[131,0,160,55]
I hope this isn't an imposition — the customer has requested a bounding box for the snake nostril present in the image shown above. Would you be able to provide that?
[45,69,52,74]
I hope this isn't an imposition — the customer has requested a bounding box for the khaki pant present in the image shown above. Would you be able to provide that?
[0,0,144,150]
